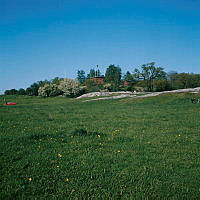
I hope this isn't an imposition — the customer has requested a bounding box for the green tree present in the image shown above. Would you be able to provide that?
[4,90,10,95]
[18,88,26,95]
[4,89,18,95]
[77,70,86,84]
[26,87,33,96]
[133,62,166,91]
[58,78,84,97]
[87,69,96,79]
[29,83,40,96]
[153,80,171,91]
[38,83,62,97]
[51,77,63,85]
[105,65,122,88]
[171,73,200,89]
[27,80,49,96]
[123,71,135,83]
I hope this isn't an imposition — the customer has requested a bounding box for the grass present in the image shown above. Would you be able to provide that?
[0,93,200,199]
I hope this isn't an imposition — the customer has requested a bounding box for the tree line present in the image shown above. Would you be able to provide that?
[4,62,200,97]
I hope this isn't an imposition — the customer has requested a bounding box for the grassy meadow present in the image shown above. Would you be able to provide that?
[0,93,200,199]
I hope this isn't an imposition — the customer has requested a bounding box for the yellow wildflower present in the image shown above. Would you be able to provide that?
[58,153,62,158]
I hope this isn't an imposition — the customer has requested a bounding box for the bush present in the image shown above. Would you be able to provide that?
[103,83,112,92]
[58,78,84,97]
[134,87,144,92]
[72,129,88,136]
[72,129,104,137]
[153,80,171,92]
[123,86,136,92]
[38,83,62,97]
[109,84,120,92]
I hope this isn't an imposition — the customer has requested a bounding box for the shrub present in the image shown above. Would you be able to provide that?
[153,80,171,92]
[58,78,83,97]
[123,86,136,92]
[38,83,62,97]
[103,83,112,92]
[72,129,88,136]
[72,129,104,137]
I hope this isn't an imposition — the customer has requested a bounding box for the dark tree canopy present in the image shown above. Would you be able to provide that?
[4,89,18,95]
[87,69,95,79]
[87,68,101,79]
[133,62,166,91]
[51,77,63,85]
[77,70,86,84]
[123,71,135,83]
[105,65,122,86]
[18,88,26,95]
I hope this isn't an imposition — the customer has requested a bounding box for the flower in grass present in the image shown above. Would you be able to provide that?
[65,178,70,182]
[57,165,59,168]
[117,150,121,153]
[58,153,62,158]
[97,135,101,138]
[28,178,32,182]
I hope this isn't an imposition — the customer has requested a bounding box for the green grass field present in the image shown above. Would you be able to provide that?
[0,94,200,199]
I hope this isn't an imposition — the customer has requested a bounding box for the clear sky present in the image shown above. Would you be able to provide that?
[0,0,200,94]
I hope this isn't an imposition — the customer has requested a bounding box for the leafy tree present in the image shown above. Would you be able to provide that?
[170,73,200,89]
[153,80,171,91]
[51,77,63,85]
[77,70,86,84]
[18,88,26,95]
[87,69,96,79]
[123,71,135,83]
[133,62,166,91]
[27,80,50,96]
[189,74,200,88]
[58,78,84,97]
[38,84,51,97]
[4,90,10,95]
[105,65,122,87]
[4,89,18,95]
[26,87,33,96]
[38,83,62,97]
[29,83,40,96]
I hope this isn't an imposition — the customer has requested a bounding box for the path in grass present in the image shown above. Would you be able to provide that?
[78,87,200,102]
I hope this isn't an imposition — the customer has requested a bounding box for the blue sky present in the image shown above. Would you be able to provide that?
[0,0,200,94]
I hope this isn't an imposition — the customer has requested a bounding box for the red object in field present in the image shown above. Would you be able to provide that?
[4,102,16,106]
